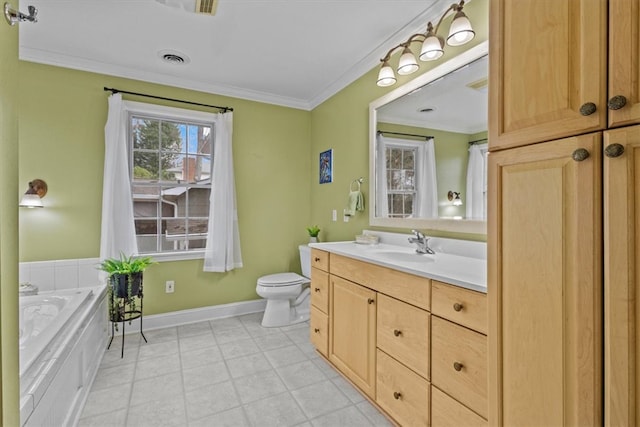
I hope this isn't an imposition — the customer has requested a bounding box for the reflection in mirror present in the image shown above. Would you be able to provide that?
[369,41,488,234]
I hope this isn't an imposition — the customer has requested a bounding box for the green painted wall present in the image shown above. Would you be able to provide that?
[18,63,312,315]
[1,16,20,426]
[309,0,488,241]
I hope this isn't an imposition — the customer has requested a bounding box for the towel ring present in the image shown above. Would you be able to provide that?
[350,177,363,192]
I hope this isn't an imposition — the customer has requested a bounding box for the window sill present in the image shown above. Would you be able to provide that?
[145,251,205,263]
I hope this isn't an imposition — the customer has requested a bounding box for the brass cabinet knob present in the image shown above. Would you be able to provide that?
[453,362,464,371]
[393,391,402,400]
[314,288,320,292]
[579,102,597,116]
[608,95,627,110]
[314,328,320,333]
[367,298,375,304]
[314,257,321,262]
[604,143,625,158]
[572,148,590,162]
[453,303,464,312]
[393,329,402,337]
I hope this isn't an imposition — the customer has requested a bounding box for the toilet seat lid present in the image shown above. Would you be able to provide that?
[258,272,306,287]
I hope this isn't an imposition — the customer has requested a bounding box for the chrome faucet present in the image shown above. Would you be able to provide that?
[408,229,435,254]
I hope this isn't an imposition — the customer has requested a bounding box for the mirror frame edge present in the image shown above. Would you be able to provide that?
[368,40,489,235]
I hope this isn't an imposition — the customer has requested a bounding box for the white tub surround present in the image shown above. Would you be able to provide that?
[309,230,486,292]
[20,286,107,427]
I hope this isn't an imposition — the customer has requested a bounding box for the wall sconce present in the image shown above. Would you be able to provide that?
[4,2,37,26]
[19,179,47,208]
[376,0,475,87]
[448,190,463,206]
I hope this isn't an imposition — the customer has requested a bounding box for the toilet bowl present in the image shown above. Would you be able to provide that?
[256,244,312,327]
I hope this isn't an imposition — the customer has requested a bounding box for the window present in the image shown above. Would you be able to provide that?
[385,145,416,218]
[128,109,214,256]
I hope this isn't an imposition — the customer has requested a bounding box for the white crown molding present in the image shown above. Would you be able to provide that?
[378,113,486,135]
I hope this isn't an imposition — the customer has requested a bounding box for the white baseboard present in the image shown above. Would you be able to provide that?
[111,299,266,335]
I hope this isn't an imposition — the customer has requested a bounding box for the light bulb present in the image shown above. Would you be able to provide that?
[397,46,419,75]
[377,61,396,87]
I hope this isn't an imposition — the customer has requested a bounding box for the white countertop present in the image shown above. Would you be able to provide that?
[309,241,487,293]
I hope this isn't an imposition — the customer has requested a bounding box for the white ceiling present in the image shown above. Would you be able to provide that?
[17,0,457,110]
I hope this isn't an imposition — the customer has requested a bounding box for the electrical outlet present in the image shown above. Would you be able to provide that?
[165,280,175,293]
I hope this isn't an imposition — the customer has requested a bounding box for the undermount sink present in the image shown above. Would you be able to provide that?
[368,249,435,264]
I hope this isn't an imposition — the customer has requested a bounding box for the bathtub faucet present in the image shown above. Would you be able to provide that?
[408,230,435,254]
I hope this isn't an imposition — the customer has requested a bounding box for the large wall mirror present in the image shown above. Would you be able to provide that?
[369,41,488,235]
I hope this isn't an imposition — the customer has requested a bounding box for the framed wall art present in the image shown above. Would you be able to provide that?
[319,149,333,184]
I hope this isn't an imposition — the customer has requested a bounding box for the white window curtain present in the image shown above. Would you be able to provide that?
[375,134,389,217]
[100,93,139,260]
[414,137,438,218]
[203,112,243,272]
[465,143,488,220]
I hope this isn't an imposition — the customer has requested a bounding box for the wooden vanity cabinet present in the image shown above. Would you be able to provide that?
[310,249,329,356]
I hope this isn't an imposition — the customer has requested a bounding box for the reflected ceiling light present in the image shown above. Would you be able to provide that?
[376,0,475,87]
[19,179,47,208]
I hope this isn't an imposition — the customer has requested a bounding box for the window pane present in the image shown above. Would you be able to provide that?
[160,121,185,153]
[196,126,212,155]
[390,149,401,169]
[132,118,159,150]
[403,150,414,169]
[405,171,415,189]
[194,156,211,182]
[133,151,159,181]
[404,195,414,216]
[161,153,186,183]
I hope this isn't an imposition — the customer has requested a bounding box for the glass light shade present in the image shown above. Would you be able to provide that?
[19,193,43,208]
[447,11,475,46]
[397,47,419,75]
[419,34,444,61]
[453,195,463,206]
[377,61,396,87]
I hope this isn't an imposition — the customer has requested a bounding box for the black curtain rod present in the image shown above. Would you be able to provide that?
[377,130,433,140]
[468,138,488,145]
[103,87,233,113]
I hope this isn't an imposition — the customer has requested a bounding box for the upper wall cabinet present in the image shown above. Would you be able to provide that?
[489,0,610,150]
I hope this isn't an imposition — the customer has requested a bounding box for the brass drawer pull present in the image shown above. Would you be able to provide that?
[314,288,320,292]
[453,362,464,372]
[314,328,320,333]
[572,148,590,162]
[367,298,375,304]
[453,303,464,312]
[314,257,321,262]
[579,102,597,116]
[393,329,402,337]
[604,143,625,158]
[393,391,402,400]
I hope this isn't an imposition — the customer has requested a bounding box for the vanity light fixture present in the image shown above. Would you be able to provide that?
[376,0,475,87]
[448,190,463,206]
[19,179,47,208]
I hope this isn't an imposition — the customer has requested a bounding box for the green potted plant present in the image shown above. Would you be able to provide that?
[306,225,321,243]
[99,253,156,323]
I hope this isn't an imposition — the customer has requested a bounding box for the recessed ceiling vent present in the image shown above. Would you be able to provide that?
[155,0,218,15]
[158,50,191,65]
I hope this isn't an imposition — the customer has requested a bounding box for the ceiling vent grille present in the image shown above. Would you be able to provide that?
[158,50,191,65]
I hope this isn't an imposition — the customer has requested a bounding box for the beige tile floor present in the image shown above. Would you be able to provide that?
[77,312,392,427]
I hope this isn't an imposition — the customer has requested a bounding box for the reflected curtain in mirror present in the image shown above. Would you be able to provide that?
[375,134,438,218]
[465,142,488,219]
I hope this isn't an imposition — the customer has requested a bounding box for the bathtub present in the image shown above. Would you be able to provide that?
[20,286,107,427]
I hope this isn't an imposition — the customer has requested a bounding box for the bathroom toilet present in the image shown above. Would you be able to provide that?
[256,244,311,327]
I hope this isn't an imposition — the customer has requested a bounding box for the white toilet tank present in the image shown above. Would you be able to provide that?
[299,244,312,278]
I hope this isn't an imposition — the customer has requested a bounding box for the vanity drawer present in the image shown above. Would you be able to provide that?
[310,306,328,356]
[431,316,487,418]
[330,254,430,311]
[376,349,430,427]
[311,249,329,272]
[310,267,329,313]
[431,386,487,426]
[377,293,430,379]
[432,280,487,334]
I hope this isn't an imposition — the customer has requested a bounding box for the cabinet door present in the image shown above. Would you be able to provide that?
[489,0,606,150]
[329,275,377,398]
[488,133,602,426]
[608,0,640,128]
[603,125,640,425]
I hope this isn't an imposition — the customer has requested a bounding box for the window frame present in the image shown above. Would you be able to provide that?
[123,100,217,262]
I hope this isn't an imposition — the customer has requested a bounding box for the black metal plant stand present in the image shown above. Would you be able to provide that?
[107,288,148,358]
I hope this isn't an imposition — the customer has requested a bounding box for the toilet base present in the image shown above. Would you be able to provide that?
[260,297,310,328]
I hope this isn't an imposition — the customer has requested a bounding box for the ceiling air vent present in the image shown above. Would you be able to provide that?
[158,50,191,65]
